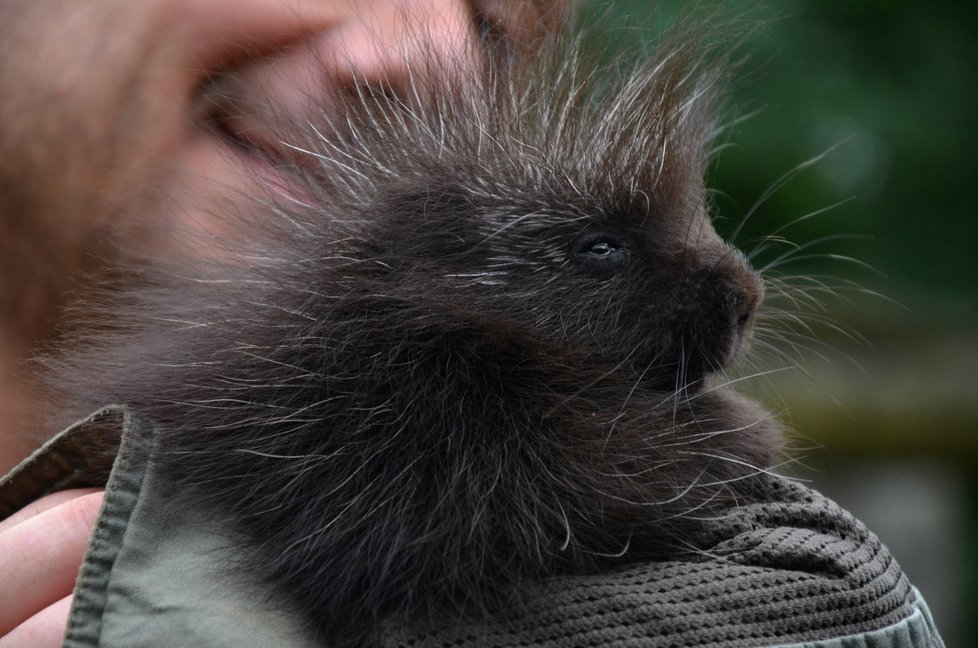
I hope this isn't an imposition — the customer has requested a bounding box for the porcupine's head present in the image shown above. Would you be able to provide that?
[45,17,784,646]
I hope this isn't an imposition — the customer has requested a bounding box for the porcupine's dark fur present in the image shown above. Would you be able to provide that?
[45,17,784,648]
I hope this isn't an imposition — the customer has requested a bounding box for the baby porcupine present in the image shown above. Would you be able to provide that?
[45,18,784,648]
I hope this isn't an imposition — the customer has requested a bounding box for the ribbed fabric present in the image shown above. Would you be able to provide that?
[379,477,926,647]
[0,411,945,647]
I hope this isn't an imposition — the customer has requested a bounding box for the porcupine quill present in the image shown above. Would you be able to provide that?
[43,15,786,647]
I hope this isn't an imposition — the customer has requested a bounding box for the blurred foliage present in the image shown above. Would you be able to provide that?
[581,0,978,323]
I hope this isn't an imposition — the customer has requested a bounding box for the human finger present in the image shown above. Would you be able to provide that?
[0,488,101,535]
[0,595,73,648]
[0,491,102,636]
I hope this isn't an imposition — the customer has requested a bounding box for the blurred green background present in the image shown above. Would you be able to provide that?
[585,0,977,643]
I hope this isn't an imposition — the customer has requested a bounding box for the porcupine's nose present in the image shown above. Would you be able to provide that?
[730,252,764,342]
[665,248,763,386]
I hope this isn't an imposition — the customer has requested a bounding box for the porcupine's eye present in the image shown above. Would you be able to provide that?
[573,232,629,269]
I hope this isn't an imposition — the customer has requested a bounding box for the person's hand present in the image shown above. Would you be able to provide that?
[0,489,104,648]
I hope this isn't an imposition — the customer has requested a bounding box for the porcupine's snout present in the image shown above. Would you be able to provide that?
[728,250,764,343]
[661,247,763,387]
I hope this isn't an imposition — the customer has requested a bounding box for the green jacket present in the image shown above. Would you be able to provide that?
[0,407,946,647]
